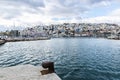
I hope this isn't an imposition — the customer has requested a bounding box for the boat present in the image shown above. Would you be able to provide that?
[0,39,6,45]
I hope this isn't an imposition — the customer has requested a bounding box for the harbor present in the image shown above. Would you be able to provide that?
[0,23,120,41]
[1,0,120,80]
[0,38,120,80]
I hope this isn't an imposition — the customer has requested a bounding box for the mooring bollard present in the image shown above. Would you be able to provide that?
[41,61,55,75]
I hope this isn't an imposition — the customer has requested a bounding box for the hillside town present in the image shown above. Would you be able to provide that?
[0,23,120,41]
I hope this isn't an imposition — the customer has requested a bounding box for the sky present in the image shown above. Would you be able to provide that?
[0,0,120,30]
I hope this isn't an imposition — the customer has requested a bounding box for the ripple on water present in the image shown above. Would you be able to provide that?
[0,38,120,80]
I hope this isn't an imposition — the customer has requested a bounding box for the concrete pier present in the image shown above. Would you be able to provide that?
[0,65,61,80]
[6,37,51,42]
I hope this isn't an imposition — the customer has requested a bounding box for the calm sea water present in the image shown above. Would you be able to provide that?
[0,38,120,80]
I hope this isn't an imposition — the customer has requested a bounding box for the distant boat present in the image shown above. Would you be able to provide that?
[0,39,6,45]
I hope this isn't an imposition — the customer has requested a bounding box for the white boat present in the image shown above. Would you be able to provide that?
[0,39,6,45]
[107,35,118,39]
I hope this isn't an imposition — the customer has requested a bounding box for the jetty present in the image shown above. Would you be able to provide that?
[0,62,61,80]
[6,37,51,42]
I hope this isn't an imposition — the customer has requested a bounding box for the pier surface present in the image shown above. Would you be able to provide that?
[0,65,61,80]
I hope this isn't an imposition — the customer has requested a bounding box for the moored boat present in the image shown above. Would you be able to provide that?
[0,39,6,45]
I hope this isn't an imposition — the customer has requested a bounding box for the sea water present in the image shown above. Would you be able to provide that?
[0,38,120,80]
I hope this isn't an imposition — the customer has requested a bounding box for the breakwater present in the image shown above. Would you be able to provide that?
[6,37,51,42]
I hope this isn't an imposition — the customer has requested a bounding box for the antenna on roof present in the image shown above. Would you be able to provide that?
[13,21,15,30]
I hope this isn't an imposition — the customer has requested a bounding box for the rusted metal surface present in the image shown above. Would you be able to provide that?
[41,61,55,75]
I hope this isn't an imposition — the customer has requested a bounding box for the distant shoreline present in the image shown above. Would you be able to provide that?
[2,36,120,43]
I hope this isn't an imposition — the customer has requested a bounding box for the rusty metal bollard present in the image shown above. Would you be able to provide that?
[41,61,55,75]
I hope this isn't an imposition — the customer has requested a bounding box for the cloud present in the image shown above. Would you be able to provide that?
[44,0,111,17]
[109,9,120,17]
[1,0,111,20]
[0,0,120,29]
[0,0,45,19]
[0,0,45,8]
[80,8,120,24]
[81,16,120,23]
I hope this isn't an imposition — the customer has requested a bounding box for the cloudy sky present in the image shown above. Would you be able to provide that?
[0,0,120,30]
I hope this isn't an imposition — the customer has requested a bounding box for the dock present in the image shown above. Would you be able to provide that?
[6,37,51,42]
[0,65,61,80]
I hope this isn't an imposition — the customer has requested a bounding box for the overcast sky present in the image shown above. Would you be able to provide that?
[0,0,120,29]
